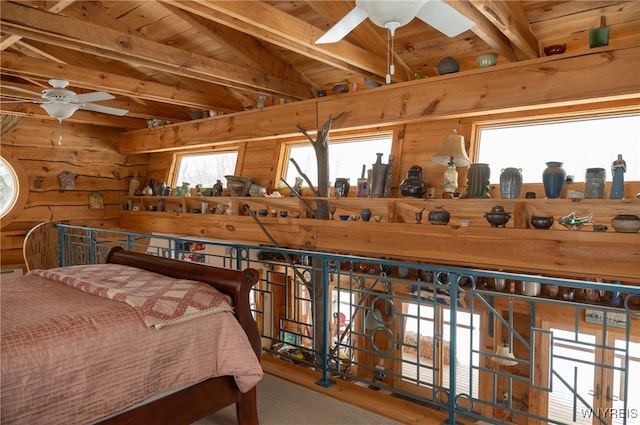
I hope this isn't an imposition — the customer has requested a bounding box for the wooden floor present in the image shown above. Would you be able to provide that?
[262,355,476,425]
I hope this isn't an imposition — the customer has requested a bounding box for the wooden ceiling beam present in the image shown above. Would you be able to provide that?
[1,52,243,113]
[0,103,145,129]
[0,0,76,51]
[0,2,313,100]
[166,0,392,81]
[444,0,519,62]
[468,0,540,59]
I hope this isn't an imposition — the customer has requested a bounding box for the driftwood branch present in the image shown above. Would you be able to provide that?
[280,178,316,218]
[288,158,319,197]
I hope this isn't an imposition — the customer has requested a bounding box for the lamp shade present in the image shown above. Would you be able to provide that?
[357,0,424,29]
[431,130,472,167]
[41,102,80,122]
[494,343,518,367]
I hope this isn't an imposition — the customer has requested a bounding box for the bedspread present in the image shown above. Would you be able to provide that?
[29,263,234,328]
[1,272,263,425]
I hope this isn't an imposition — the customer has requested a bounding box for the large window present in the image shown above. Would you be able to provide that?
[282,135,392,187]
[174,151,238,188]
[476,114,639,184]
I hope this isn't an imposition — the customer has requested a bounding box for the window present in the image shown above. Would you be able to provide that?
[282,135,392,187]
[0,157,19,218]
[476,114,639,184]
[174,151,238,187]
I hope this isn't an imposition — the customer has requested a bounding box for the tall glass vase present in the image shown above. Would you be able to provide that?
[542,161,566,199]
[466,163,491,198]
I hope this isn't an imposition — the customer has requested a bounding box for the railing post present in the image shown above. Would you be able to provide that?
[316,255,335,388]
[445,271,459,425]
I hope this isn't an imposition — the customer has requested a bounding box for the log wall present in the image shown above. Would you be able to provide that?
[0,119,150,269]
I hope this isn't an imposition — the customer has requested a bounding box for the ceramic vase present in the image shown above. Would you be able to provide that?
[499,167,522,199]
[400,165,426,198]
[154,181,167,197]
[360,208,371,222]
[334,178,350,197]
[542,161,566,199]
[466,163,491,198]
[370,153,387,198]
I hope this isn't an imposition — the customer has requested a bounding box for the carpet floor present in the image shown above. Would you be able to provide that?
[194,373,403,425]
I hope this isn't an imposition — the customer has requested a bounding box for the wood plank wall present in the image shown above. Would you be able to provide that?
[0,118,150,269]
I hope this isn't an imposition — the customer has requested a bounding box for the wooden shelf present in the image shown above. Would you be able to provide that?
[120,196,639,284]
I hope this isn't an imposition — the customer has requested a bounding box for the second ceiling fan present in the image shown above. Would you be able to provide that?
[316,0,475,83]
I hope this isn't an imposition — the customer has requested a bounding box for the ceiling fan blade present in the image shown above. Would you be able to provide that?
[315,6,368,44]
[75,91,115,103]
[416,0,475,38]
[3,85,43,98]
[79,103,128,116]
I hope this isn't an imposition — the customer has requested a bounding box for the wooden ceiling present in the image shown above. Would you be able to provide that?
[1,1,639,130]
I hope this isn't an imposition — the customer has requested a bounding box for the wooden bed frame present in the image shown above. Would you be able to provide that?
[96,247,262,425]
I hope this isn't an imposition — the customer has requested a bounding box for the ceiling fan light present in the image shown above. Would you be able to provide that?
[357,0,425,28]
[41,102,80,121]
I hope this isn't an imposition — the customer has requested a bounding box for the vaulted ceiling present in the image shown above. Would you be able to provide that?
[1,1,639,130]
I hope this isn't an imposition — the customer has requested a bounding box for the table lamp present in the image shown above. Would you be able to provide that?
[431,130,471,192]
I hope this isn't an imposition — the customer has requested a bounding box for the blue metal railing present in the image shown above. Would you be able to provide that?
[55,224,640,425]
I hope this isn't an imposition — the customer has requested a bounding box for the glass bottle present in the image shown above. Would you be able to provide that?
[584,167,605,199]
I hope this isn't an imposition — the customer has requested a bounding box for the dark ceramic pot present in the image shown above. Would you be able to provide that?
[400,165,426,198]
[428,206,450,225]
[437,56,460,75]
[484,205,512,227]
[530,215,554,229]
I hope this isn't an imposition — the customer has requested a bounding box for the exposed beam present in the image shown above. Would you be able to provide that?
[468,0,540,59]
[444,0,520,62]
[0,0,76,51]
[0,2,313,99]
[0,102,145,129]
[0,52,243,113]
[165,0,395,81]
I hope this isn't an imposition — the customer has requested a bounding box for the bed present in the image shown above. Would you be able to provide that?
[1,247,263,425]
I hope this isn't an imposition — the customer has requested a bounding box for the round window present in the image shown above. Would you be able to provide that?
[0,156,19,218]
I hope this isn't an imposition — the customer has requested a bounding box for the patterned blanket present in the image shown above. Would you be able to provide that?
[29,263,233,329]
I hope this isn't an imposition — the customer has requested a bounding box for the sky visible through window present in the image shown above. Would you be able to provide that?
[284,137,392,186]
[477,114,639,184]
[175,151,238,187]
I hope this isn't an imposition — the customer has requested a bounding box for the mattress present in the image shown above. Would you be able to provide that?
[1,269,263,425]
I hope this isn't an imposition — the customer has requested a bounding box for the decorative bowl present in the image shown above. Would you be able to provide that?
[476,53,498,68]
[544,44,567,56]
[484,205,512,227]
[338,214,349,221]
[610,214,640,233]
[332,83,349,94]
[530,215,554,229]
[225,175,252,197]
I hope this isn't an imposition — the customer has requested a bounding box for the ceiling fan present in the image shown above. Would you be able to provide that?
[316,0,475,83]
[4,79,128,122]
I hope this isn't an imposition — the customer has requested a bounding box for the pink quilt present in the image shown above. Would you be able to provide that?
[1,268,263,425]
[29,263,234,328]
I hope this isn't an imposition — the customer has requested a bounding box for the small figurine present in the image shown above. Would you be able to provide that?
[290,176,303,197]
[559,211,593,230]
[609,154,626,199]
[212,179,223,196]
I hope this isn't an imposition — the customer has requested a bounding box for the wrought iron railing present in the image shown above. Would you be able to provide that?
[56,224,640,425]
